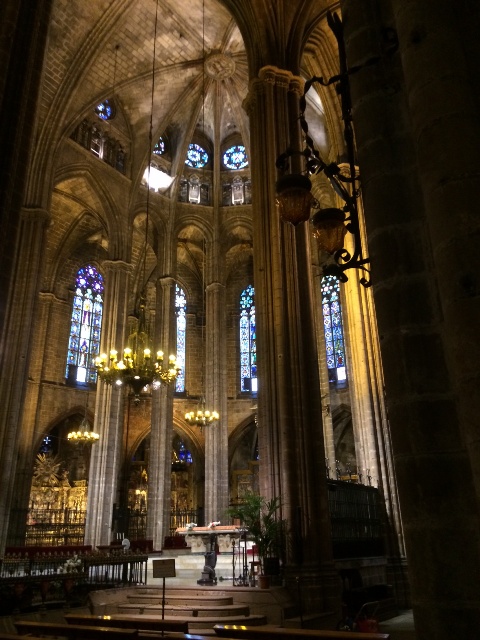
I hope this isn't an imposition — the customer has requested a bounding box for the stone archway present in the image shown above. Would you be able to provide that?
[228,418,259,504]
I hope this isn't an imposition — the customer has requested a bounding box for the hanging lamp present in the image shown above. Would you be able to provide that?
[68,391,99,445]
[96,0,180,404]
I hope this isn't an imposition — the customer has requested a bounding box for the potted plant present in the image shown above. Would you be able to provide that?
[227,491,287,587]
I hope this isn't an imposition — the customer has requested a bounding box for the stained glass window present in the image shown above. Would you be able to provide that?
[175,284,187,393]
[223,145,248,170]
[95,99,115,120]
[153,137,165,155]
[321,275,347,384]
[66,265,104,384]
[185,143,209,168]
[240,284,257,393]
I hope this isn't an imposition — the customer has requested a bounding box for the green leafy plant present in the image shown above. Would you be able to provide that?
[227,492,287,575]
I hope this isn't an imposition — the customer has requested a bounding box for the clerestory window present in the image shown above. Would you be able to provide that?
[240,284,257,393]
[175,284,187,393]
[66,265,104,385]
[321,275,347,385]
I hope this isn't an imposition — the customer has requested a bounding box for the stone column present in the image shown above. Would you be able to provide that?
[84,260,132,547]
[204,278,228,524]
[245,65,341,617]
[147,276,176,550]
[0,0,53,335]
[0,208,50,551]
[340,0,480,633]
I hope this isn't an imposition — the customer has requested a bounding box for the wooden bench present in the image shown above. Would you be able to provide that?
[0,635,47,640]
[213,624,390,640]
[15,621,139,640]
[65,615,189,635]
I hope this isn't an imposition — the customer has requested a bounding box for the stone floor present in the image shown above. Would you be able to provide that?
[378,610,415,640]
[146,553,416,638]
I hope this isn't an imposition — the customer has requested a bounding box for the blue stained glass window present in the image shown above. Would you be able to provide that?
[95,99,115,120]
[185,143,209,168]
[175,284,187,392]
[153,137,165,155]
[66,265,104,384]
[321,276,347,384]
[240,284,257,393]
[178,442,193,464]
[223,145,248,170]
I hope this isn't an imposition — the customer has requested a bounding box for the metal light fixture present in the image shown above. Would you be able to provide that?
[95,298,180,405]
[184,3,219,429]
[185,397,220,429]
[96,2,180,405]
[68,393,99,445]
[276,173,314,226]
[275,11,397,288]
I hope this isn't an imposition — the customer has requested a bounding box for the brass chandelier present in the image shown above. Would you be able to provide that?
[96,5,180,405]
[68,392,99,444]
[184,4,219,431]
[95,298,180,405]
[185,398,219,429]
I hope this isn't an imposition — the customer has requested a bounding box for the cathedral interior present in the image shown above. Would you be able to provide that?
[1,1,480,638]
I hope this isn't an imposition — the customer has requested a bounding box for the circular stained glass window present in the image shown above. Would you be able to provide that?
[185,143,209,168]
[76,265,104,294]
[223,145,248,170]
[95,100,115,120]
[153,137,165,155]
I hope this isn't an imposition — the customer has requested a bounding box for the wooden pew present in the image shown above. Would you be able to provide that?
[213,625,390,640]
[65,615,189,635]
[15,621,139,640]
[0,635,46,640]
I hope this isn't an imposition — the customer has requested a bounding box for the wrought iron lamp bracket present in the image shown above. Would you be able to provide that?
[276,12,397,288]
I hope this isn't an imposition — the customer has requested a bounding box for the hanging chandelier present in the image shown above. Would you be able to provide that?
[68,393,99,445]
[96,297,181,405]
[185,398,219,429]
[68,417,100,445]
[96,11,180,406]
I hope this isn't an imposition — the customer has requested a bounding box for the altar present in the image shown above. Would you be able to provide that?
[175,524,242,585]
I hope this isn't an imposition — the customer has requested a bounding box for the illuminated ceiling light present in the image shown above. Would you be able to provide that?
[95,299,181,406]
[68,394,99,445]
[185,398,220,430]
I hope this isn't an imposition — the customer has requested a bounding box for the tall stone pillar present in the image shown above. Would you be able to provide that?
[84,260,132,547]
[340,0,480,633]
[204,277,228,524]
[245,66,341,617]
[0,0,53,335]
[147,276,176,550]
[0,208,50,550]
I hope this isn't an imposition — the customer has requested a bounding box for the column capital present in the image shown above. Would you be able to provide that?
[38,291,64,304]
[102,260,133,275]
[258,65,304,92]
[245,66,304,112]
[20,207,51,225]
[157,276,176,289]
[205,281,225,293]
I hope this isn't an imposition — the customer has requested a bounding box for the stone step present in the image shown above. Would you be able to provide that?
[183,614,268,630]
[146,554,235,586]
[127,594,234,606]
[129,604,250,618]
